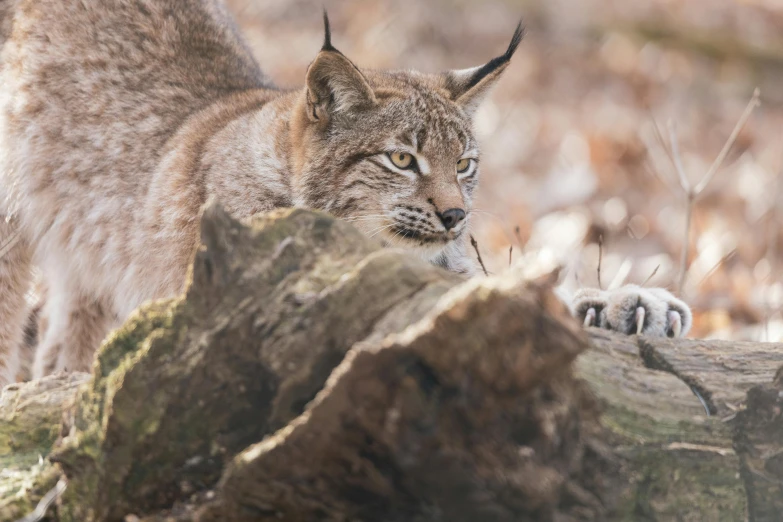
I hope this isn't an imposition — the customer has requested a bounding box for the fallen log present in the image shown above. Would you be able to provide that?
[734,366,783,521]
[0,205,779,521]
[0,372,89,521]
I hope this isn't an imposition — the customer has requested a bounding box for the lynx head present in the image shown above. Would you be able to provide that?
[290,13,523,262]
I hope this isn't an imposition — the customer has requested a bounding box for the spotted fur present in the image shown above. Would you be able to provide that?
[0,1,522,384]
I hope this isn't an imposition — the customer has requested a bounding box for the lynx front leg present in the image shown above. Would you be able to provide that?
[32,290,114,378]
[17,296,44,382]
[0,218,32,387]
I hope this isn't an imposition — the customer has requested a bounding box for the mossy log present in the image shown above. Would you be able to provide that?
[0,205,780,521]
[577,332,778,521]
[0,373,88,521]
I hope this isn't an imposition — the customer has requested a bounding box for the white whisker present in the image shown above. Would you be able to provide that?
[368,224,395,238]
[341,214,389,222]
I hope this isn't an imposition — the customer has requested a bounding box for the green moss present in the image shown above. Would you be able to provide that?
[0,422,59,460]
[576,348,745,520]
[599,400,732,447]
[612,447,746,521]
[54,298,188,522]
[0,459,61,522]
[576,349,731,446]
[5,209,375,521]
[55,210,361,520]
[53,299,184,468]
[96,298,183,382]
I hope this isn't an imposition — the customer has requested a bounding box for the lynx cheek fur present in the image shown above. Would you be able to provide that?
[0,1,523,385]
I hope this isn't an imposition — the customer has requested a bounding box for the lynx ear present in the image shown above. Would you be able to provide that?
[304,11,377,123]
[442,21,524,116]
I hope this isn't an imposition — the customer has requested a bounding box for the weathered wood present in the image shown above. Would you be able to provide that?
[583,329,783,521]
[51,206,464,521]
[197,274,589,522]
[0,372,88,521]
[733,367,783,522]
[638,336,781,417]
[1,206,781,522]
[0,372,89,460]
[580,330,747,521]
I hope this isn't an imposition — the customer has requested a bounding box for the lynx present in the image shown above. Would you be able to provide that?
[571,286,691,338]
[0,0,690,386]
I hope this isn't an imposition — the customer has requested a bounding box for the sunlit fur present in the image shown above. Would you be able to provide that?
[289,13,523,273]
[292,69,483,270]
[573,285,692,338]
[0,1,521,384]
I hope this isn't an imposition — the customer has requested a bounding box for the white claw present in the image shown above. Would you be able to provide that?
[635,306,646,335]
[668,310,682,338]
[584,307,596,327]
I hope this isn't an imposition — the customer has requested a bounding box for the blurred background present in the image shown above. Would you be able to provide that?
[225,0,783,341]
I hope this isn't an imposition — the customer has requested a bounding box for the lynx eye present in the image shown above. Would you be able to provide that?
[388,152,414,170]
[457,158,473,173]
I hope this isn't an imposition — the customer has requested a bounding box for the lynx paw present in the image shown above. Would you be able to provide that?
[573,285,691,338]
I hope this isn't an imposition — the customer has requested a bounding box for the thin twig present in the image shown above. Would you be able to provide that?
[641,264,661,287]
[16,478,67,522]
[649,112,677,169]
[667,120,691,194]
[608,257,633,290]
[642,157,678,195]
[695,88,761,194]
[696,248,737,288]
[678,195,695,294]
[513,225,523,248]
[597,234,604,290]
[645,88,761,296]
[470,235,489,276]
[641,121,679,194]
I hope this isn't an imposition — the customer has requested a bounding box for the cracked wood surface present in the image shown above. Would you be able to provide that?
[638,336,781,417]
[583,328,782,521]
[579,330,746,520]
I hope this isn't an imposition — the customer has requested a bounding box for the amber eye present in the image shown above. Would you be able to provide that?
[457,158,472,173]
[388,152,414,170]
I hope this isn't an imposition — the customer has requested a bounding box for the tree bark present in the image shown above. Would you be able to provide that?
[0,205,780,521]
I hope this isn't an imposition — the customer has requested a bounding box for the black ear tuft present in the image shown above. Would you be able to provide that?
[305,11,377,120]
[505,21,525,61]
[462,20,525,92]
[322,9,336,52]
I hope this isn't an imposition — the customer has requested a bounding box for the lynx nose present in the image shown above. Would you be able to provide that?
[440,208,466,231]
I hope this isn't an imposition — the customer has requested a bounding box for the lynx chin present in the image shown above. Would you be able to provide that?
[0,0,691,387]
